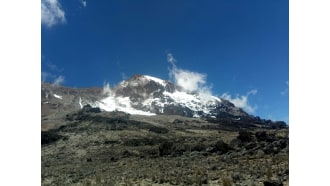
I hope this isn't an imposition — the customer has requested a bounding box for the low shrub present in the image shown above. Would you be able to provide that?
[41,131,66,145]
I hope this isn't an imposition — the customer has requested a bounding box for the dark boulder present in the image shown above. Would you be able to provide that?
[81,104,101,113]
[255,131,268,141]
[237,130,254,143]
[41,131,66,145]
[229,138,243,149]
[159,140,174,156]
[255,131,277,143]
[211,140,232,154]
[263,180,283,186]
[270,121,287,129]
[148,126,169,134]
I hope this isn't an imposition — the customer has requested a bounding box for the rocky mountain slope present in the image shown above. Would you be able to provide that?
[42,74,288,185]
[42,74,286,130]
[42,108,288,185]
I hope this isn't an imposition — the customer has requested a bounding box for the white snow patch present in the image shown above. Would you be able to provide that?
[129,81,140,87]
[144,75,167,87]
[193,112,201,118]
[53,94,63,99]
[142,97,166,113]
[79,97,83,109]
[119,80,129,87]
[92,74,223,117]
[163,91,220,116]
[96,95,156,116]
[164,91,198,106]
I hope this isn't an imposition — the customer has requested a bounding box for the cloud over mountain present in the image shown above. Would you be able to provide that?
[166,53,258,112]
[167,53,208,93]
[221,89,258,114]
[53,75,65,86]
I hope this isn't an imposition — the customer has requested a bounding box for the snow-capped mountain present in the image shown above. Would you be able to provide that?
[94,74,249,118]
[42,74,251,121]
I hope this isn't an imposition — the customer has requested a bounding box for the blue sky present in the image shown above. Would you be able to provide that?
[41,0,288,123]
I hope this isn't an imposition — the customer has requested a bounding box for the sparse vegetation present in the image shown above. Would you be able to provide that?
[237,130,254,142]
[41,131,67,145]
[42,111,288,185]
[266,165,273,180]
[222,177,232,186]
[148,125,169,134]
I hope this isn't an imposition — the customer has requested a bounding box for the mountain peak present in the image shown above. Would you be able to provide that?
[120,74,170,88]
[42,75,288,131]
[42,74,252,119]
[93,74,246,118]
[143,75,168,86]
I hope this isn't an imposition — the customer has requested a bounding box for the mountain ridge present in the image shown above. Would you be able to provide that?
[41,74,287,130]
[42,75,289,185]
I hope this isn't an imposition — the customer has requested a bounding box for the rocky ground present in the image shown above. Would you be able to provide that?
[41,107,288,186]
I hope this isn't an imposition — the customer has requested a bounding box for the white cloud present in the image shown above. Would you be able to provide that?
[41,0,66,27]
[42,56,65,83]
[81,0,87,7]
[41,71,57,83]
[221,89,258,114]
[172,69,207,92]
[167,53,176,66]
[165,53,259,113]
[167,53,208,93]
[248,89,258,95]
[52,75,65,86]
[102,82,112,96]
[167,53,215,104]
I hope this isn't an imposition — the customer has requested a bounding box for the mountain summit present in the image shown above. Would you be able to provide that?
[41,74,286,130]
[96,74,248,118]
[42,75,289,186]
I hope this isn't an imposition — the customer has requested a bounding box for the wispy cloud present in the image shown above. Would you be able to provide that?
[121,72,128,80]
[46,61,63,72]
[221,89,258,114]
[42,71,66,86]
[42,55,65,84]
[280,80,289,95]
[167,53,176,66]
[41,0,66,28]
[52,75,65,86]
[102,82,112,96]
[80,0,87,7]
[42,72,53,82]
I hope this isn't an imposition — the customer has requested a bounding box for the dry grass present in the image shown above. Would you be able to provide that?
[42,113,288,186]
[222,177,232,186]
